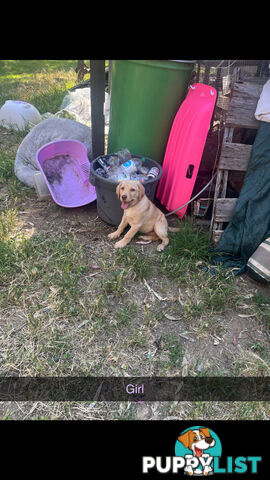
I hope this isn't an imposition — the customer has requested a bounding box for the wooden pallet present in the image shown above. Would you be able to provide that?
[211,80,264,244]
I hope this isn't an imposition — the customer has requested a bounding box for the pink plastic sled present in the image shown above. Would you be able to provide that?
[156,83,217,217]
[36,139,96,208]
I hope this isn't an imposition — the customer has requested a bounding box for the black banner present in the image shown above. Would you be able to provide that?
[0,376,268,401]
[1,420,267,479]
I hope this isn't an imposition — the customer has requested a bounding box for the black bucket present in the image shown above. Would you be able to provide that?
[90,154,163,226]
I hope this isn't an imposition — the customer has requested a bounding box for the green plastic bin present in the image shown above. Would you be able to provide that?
[107,60,195,164]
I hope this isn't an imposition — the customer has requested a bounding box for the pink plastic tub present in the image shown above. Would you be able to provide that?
[156,83,217,217]
[36,139,96,208]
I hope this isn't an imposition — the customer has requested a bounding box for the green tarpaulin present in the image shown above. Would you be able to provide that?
[213,121,270,274]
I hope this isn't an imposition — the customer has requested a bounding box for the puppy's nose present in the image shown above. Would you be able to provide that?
[121,195,127,200]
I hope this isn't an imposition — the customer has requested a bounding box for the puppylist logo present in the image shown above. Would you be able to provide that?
[142,425,262,476]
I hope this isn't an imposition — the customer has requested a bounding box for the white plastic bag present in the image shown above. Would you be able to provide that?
[255,79,270,123]
[57,87,110,133]
[0,100,42,130]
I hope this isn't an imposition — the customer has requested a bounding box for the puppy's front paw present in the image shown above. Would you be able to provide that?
[114,240,127,249]
[204,465,212,475]
[108,231,120,240]
[184,465,194,476]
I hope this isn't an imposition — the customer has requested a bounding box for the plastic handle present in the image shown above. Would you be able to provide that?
[186,164,194,179]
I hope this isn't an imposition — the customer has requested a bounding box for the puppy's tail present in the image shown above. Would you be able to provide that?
[168,226,180,232]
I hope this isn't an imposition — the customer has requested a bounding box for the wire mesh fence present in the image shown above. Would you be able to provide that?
[194,60,269,116]
[195,60,270,89]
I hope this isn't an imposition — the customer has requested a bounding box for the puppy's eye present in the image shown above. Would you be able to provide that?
[121,187,125,190]
[130,188,135,192]
[193,436,198,441]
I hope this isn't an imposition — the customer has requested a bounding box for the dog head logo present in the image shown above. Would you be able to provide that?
[179,427,215,459]
[175,426,222,476]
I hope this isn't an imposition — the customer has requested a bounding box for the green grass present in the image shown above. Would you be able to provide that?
[0,146,15,181]
[101,268,128,296]
[112,304,138,328]
[159,218,212,279]
[167,400,270,421]
[0,208,17,241]
[0,60,78,78]
[0,233,88,312]
[115,218,212,282]
[116,245,153,280]
[252,291,270,328]
[163,333,184,367]
[0,60,78,115]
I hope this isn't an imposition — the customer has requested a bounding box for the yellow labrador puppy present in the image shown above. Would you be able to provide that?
[108,180,178,251]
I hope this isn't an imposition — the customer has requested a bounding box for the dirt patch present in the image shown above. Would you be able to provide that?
[17,196,107,235]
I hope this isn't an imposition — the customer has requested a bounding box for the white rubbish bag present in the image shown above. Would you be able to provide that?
[0,100,42,130]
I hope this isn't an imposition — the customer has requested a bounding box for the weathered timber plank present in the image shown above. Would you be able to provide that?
[218,143,252,171]
[242,76,268,85]
[225,81,263,129]
[226,108,260,129]
[214,198,238,222]
[232,81,264,97]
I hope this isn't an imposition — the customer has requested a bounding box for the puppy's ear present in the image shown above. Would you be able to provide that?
[177,430,193,449]
[137,181,145,201]
[116,182,122,199]
[199,427,211,438]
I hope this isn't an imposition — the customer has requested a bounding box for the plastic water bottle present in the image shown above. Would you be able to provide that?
[107,171,130,182]
[131,157,146,168]
[130,174,148,182]
[138,166,149,175]
[107,155,120,169]
[121,160,137,175]
[130,157,149,175]
[116,148,131,164]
